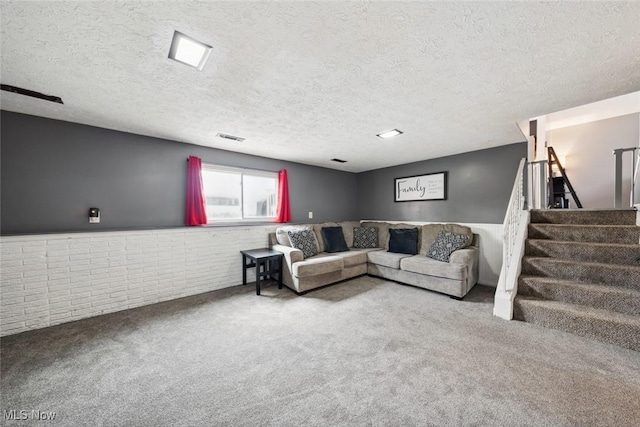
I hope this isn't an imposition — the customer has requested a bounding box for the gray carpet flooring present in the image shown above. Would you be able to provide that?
[2,276,640,426]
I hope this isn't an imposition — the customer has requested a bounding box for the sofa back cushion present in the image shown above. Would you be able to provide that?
[312,222,339,252]
[361,222,390,249]
[420,223,473,254]
[321,226,349,253]
[311,221,361,251]
[362,222,420,251]
[287,229,319,259]
[443,224,473,248]
[338,221,361,247]
[388,228,419,255]
[425,230,470,262]
[276,225,311,247]
[353,226,379,248]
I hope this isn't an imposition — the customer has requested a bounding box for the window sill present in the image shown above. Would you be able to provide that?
[204,221,278,227]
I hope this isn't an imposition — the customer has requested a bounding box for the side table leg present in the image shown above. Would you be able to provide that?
[256,260,261,296]
[278,257,283,289]
[242,255,247,286]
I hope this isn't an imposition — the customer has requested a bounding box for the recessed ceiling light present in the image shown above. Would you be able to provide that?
[377,129,403,139]
[168,31,212,71]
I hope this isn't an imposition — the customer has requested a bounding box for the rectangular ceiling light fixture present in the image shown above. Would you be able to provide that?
[377,129,403,139]
[168,31,212,71]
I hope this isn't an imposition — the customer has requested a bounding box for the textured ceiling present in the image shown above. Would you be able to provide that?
[1,1,640,173]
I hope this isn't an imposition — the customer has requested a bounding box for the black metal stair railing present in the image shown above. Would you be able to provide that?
[547,146,582,209]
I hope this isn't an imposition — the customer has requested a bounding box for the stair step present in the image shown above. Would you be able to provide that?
[530,209,637,225]
[525,239,640,266]
[521,257,640,291]
[528,223,640,244]
[518,276,640,317]
[513,296,640,351]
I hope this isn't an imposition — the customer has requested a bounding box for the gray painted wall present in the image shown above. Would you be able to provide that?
[547,113,640,209]
[357,143,527,224]
[1,111,358,234]
[1,111,526,234]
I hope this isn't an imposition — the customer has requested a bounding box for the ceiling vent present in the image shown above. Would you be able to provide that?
[331,158,348,163]
[216,133,245,142]
[1,84,63,104]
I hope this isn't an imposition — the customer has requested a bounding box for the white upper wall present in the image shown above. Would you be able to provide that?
[523,91,640,209]
[546,91,640,132]
[547,113,639,208]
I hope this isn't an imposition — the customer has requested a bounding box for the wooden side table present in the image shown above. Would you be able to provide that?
[240,248,284,295]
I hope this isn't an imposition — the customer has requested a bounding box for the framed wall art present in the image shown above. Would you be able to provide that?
[394,171,447,202]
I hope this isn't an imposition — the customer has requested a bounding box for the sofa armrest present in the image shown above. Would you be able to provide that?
[271,244,304,267]
[449,247,479,290]
[449,247,477,265]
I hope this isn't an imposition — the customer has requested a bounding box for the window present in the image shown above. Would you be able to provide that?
[201,164,278,222]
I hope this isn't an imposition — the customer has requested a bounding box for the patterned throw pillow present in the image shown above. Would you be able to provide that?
[426,231,469,262]
[287,229,319,259]
[353,227,378,248]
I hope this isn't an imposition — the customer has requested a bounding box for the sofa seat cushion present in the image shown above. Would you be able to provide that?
[292,255,343,278]
[400,255,467,281]
[367,251,412,269]
[333,250,368,267]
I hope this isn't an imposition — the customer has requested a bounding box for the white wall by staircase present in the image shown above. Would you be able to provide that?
[547,113,640,208]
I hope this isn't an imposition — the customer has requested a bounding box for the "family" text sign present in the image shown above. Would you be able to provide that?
[394,172,447,202]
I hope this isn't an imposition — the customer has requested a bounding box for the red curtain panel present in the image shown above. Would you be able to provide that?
[276,169,291,223]
[185,156,208,225]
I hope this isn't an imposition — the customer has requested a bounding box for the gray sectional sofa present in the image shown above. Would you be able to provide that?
[268,221,479,298]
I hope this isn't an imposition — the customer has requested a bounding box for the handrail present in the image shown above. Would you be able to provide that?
[614,147,639,208]
[503,158,526,277]
[494,158,529,320]
[635,152,640,201]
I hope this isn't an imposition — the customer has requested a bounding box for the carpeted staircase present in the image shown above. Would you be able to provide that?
[514,209,640,351]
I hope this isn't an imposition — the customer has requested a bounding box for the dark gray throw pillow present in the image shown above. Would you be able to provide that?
[426,230,469,262]
[353,227,378,248]
[287,229,319,259]
[388,228,418,255]
[321,226,349,253]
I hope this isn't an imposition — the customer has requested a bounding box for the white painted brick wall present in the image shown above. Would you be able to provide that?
[0,226,277,336]
[1,222,504,337]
